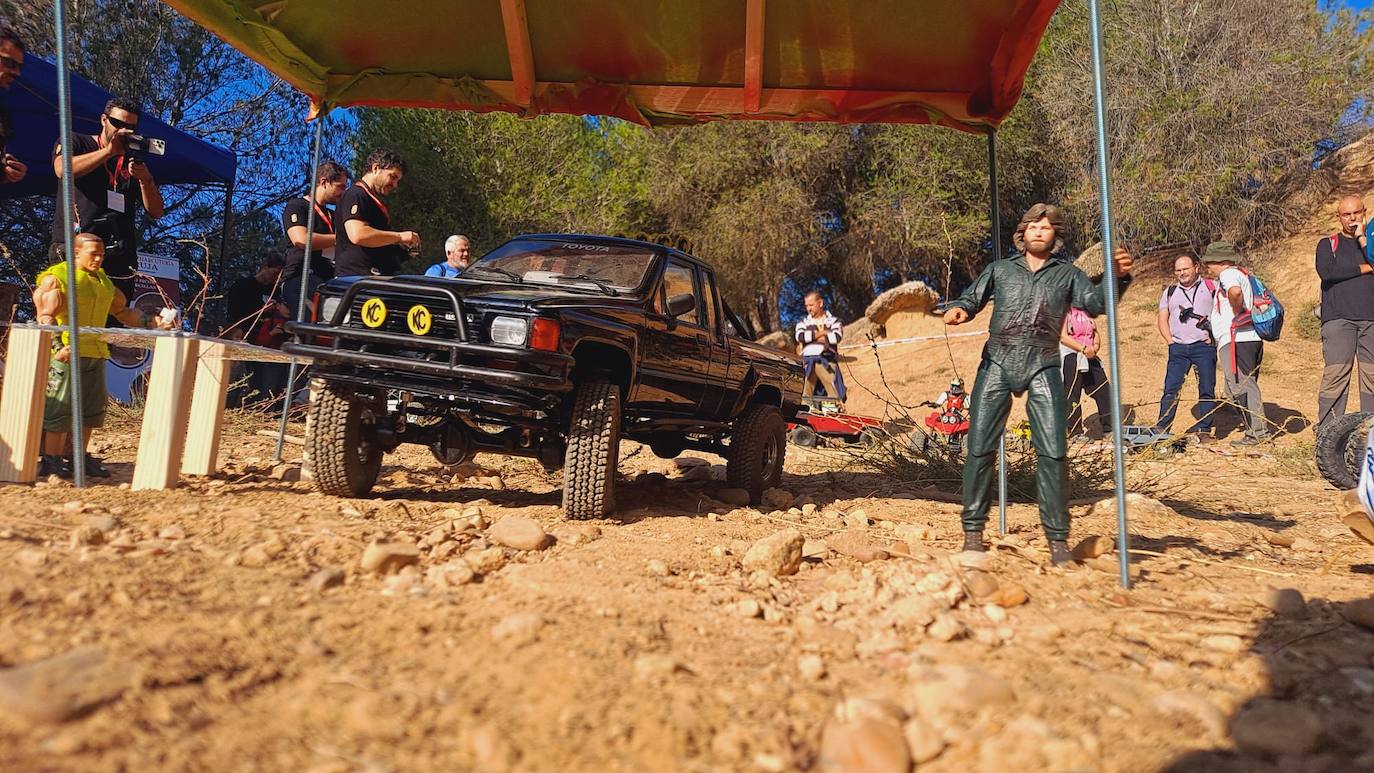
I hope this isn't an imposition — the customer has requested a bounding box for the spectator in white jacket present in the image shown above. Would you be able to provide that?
[795,290,846,402]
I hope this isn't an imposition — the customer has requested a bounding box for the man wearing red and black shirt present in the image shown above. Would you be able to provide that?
[280,159,346,305]
[51,97,165,298]
[334,148,419,277]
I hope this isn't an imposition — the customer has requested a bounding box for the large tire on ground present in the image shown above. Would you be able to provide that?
[563,380,621,519]
[859,427,884,449]
[1343,414,1372,487]
[789,424,818,448]
[306,382,383,497]
[727,404,787,505]
[1316,411,1372,490]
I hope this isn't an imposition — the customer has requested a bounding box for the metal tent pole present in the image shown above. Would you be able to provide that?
[53,0,85,488]
[1087,0,1131,589]
[206,183,234,334]
[987,129,1007,536]
[274,115,327,461]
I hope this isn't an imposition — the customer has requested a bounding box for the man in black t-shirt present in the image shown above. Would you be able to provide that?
[52,97,165,297]
[0,27,29,187]
[334,148,419,277]
[280,159,347,308]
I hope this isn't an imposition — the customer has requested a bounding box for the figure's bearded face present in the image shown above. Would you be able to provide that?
[1022,218,1057,254]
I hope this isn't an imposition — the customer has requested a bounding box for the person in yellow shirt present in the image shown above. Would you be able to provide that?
[33,232,174,478]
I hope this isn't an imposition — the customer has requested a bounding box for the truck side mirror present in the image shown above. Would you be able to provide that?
[666,292,696,318]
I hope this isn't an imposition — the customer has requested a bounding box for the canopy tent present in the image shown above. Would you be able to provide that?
[72,0,1133,587]
[0,55,237,199]
[158,0,1058,133]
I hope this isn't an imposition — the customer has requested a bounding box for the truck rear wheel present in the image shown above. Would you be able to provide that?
[1317,411,1371,490]
[727,405,786,505]
[306,382,383,497]
[563,380,621,519]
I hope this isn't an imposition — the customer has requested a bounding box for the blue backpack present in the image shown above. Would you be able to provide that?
[1238,268,1284,342]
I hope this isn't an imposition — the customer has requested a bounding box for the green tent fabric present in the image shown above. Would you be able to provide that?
[159,0,1060,132]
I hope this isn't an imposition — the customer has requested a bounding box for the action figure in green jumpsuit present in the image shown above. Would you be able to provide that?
[943,204,1134,565]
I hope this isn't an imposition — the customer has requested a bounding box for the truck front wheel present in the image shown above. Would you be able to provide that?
[727,405,786,505]
[306,382,383,497]
[563,380,621,519]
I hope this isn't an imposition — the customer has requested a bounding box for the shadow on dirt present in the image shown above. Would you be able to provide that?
[1160,498,1298,531]
[1212,402,1310,440]
[1163,597,1374,771]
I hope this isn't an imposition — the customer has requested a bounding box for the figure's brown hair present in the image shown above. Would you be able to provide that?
[1012,203,1066,254]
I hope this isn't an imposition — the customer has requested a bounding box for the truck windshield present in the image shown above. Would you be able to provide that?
[470,240,656,293]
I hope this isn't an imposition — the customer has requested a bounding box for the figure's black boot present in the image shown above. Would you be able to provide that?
[1049,539,1075,566]
[962,531,986,553]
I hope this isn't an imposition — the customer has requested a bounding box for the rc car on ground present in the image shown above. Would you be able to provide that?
[285,234,806,518]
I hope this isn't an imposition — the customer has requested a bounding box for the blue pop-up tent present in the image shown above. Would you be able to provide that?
[0,54,237,199]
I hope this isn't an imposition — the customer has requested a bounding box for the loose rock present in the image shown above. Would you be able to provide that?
[818,698,910,773]
[491,612,543,646]
[907,665,1015,718]
[427,561,476,589]
[464,547,507,575]
[1152,690,1228,738]
[1087,494,1176,519]
[798,655,826,681]
[741,528,804,577]
[1072,535,1113,560]
[1343,598,1374,631]
[1257,587,1306,618]
[762,488,795,510]
[487,516,551,551]
[1230,700,1323,757]
[0,647,132,726]
[634,653,689,681]
[902,718,946,764]
[715,488,752,507]
[306,566,346,592]
[360,541,421,575]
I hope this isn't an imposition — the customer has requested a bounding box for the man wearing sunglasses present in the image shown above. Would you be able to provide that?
[51,97,165,299]
[0,26,29,186]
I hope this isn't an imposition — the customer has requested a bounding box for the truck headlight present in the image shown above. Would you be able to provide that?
[490,315,528,346]
[320,295,345,323]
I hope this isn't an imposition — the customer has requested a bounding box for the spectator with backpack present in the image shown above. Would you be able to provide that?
[1203,241,1274,446]
[1317,195,1374,432]
[1153,252,1218,441]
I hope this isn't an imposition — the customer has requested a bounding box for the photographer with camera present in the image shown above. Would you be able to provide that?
[51,97,165,299]
[1152,252,1218,441]
[0,26,29,187]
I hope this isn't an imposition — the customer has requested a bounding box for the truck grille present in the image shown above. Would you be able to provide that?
[346,295,464,340]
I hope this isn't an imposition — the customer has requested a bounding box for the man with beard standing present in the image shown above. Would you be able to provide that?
[334,149,420,277]
[944,204,1134,566]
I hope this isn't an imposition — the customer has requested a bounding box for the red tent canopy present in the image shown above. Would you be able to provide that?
[160,0,1060,132]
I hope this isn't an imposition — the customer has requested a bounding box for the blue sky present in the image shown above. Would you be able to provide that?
[1344,0,1373,8]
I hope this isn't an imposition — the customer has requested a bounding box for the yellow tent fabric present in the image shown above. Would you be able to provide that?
[160,0,1060,132]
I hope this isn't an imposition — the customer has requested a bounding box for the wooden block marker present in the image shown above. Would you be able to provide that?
[0,328,54,483]
[181,342,233,476]
[132,335,199,491]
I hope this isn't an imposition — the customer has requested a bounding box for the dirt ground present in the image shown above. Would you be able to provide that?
[3,149,1374,773]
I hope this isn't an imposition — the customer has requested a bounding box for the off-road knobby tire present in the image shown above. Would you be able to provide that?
[306,382,382,498]
[727,404,786,505]
[789,424,818,448]
[563,380,621,519]
[1342,414,1372,489]
[1316,411,1372,490]
[859,427,884,449]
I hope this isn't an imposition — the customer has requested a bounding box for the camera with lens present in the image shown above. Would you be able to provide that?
[1179,306,1210,334]
[124,134,165,160]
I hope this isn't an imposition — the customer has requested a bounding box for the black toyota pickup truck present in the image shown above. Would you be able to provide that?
[284,234,805,518]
